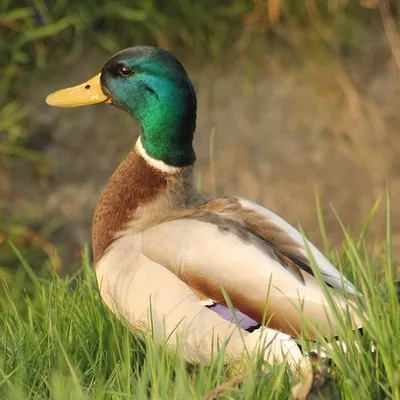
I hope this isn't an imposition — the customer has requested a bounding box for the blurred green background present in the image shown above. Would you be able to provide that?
[1,0,400,279]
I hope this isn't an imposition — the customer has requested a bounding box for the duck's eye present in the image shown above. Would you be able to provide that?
[119,66,133,77]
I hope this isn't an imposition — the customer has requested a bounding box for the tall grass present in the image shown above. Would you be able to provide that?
[0,201,399,399]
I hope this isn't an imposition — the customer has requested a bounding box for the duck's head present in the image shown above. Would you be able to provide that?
[46,46,197,167]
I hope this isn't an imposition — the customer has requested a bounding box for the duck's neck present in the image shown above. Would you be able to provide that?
[92,139,201,266]
[140,109,196,167]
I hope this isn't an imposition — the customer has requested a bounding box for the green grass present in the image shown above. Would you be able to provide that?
[0,201,399,399]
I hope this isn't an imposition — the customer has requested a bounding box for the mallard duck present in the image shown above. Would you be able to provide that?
[46,46,362,367]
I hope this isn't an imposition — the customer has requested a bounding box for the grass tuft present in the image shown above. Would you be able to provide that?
[0,206,399,398]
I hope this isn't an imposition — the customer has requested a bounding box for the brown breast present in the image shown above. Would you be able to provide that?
[92,148,168,266]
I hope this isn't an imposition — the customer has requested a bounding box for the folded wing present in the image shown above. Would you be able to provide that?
[141,197,361,337]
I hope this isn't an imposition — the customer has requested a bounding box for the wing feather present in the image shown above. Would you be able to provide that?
[141,217,362,337]
[161,196,355,292]
[236,197,357,293]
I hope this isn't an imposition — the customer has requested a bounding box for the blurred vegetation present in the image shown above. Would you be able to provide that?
[0,0,399,275]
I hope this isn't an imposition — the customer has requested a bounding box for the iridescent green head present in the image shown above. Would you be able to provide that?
[46,46,197,167]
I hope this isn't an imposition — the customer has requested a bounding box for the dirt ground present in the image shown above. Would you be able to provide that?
[3,44,400,272]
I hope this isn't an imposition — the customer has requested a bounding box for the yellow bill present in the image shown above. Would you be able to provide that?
[46,73,112,107]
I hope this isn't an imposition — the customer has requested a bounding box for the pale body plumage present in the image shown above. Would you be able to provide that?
[94,139,361,367]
